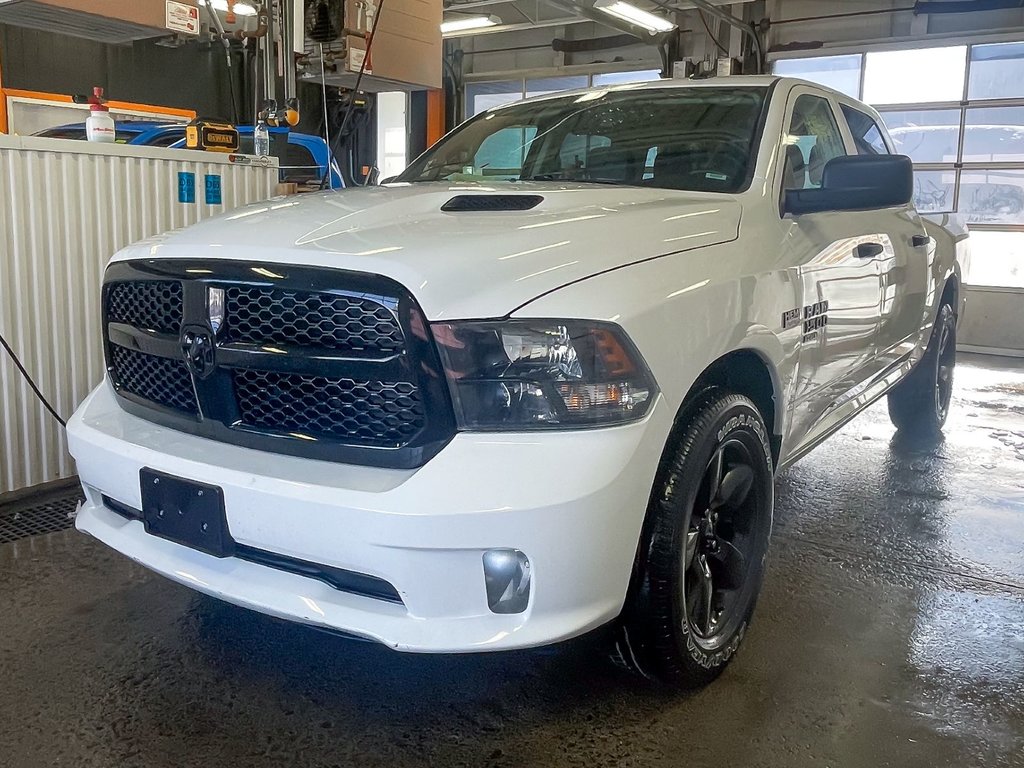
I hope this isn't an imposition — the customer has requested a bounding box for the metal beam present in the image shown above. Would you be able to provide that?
[444,0,754,8]
[441,0,758,38]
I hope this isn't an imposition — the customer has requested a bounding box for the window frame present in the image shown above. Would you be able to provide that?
[773,42,1024,289]
[771,47,1024,219]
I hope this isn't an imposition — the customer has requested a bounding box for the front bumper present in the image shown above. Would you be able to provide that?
[68,382,668,652]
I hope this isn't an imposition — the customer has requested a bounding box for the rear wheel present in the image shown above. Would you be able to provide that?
[614,390,774,687]
[888,303,956,434]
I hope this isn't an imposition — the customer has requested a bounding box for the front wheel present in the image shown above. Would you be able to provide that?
[888,303,956,434]
[614,390,774,687]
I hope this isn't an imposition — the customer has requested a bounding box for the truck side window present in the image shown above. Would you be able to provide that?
[281,143,319,184]
[784,94,847,190]
[840,104,890,156]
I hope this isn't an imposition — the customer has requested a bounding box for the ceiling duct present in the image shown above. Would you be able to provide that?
[552,32,639,52]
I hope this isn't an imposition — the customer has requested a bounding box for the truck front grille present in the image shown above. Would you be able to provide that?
[234,370,425,447]
[224,286,404,355]
[107,280,183,335]
[109,346,198,414]
[101,260,455,468]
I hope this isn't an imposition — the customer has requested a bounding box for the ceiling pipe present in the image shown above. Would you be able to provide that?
[677,0,748,34]
[668,0,763,71]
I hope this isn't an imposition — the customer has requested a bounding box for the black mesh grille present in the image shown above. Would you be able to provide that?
[441,194,544,212]
[101,261,455,468]
[225,286,404,355]
[234,370,425,447]
[107,281,183,334]
[110,345,198,414]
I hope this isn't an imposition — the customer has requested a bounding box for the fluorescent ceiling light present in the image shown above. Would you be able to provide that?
[594,0,676,33]
[209,0,258,17]
[441,15,501,36]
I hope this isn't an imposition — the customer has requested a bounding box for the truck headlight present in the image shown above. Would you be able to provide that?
[432,320,657,430]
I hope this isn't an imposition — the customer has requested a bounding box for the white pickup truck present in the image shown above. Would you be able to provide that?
[69,76,967,687]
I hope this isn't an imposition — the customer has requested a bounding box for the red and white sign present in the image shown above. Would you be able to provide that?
[165,1,200,35]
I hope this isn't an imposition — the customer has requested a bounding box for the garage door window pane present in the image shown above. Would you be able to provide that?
[912,170,956,214]
[966,230,1024,288]
[525,76,588,98]
[963,107,1024,162]
[959,169,1024,224]
[592,70,661,86]
[863,46,967,105]
[879,109,961,163]
[773,55,862,98]
[969,41,1024,101]
[467,81,523,117]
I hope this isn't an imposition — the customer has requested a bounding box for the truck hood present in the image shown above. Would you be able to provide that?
[113,181,741,320]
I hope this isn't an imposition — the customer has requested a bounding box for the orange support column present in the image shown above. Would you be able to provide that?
[0,41,8,134]
[426,89,445,148]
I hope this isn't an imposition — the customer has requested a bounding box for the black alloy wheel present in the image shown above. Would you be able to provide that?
[935,313,956,424]
[615,389,774,686]
[888,302,957,434]
[683,438,762,649]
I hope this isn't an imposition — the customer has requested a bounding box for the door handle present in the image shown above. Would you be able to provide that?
[855,242,884,259]
[912,234,931,248]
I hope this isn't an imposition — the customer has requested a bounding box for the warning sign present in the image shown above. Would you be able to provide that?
[166,0,200,35]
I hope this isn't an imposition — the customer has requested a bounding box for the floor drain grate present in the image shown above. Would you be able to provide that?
[0,490,83,544]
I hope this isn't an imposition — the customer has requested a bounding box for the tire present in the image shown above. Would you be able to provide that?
[614,389,774,687]
[887,302,956,435]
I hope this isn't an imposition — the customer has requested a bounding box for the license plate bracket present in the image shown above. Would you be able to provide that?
[140,469,233,558]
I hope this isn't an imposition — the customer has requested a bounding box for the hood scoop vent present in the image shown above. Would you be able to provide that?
[441,195,544,212]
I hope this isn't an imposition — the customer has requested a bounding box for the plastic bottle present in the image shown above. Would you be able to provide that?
[254,120,270,157]
[86,87,115,143]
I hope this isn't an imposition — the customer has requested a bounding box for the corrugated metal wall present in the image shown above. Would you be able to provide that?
[0,136,279,495]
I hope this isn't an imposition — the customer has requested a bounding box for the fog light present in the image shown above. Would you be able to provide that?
[482,549,531,614]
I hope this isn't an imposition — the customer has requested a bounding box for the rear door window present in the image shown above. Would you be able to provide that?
[281,143,320,184]
[147,129,186,147]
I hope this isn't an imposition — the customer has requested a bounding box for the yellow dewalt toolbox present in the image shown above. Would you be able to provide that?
[185,119,239,153]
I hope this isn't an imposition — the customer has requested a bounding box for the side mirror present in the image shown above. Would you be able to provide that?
[379,175,398,185]
[785,154,913,216]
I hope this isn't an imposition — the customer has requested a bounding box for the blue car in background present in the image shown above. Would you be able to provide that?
[34,121,344,189]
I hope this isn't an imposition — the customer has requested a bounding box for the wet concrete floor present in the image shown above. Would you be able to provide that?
[1,353,1022,768]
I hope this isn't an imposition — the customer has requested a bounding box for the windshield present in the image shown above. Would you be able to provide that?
[398,86,767,193]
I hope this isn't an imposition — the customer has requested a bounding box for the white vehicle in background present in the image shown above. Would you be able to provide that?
[68,76,966,687]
